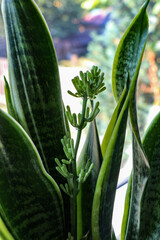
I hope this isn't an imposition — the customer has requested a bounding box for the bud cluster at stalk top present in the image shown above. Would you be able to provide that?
[68,66,106,99]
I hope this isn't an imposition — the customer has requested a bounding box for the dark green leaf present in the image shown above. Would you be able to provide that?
[111,228,117,240]
[101,78,129,157]
[77,120,103,239]
[124,135,149,240]
[2,0,70,233]
[2,0,66,182]
[138,112,160,240]
[112,0,150,101]
[124,34,150,240]
[91,79,130,240]
[0,109,65,240]
[112,1,150,237]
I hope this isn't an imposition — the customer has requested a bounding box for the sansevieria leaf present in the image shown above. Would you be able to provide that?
[101,80,128,158]
[124,92,149,240]
[112,0,150,101]
[138,112,160,240]
[0,109,65,240]
[1,0,66,182]
[124,135,149,240]
[2,0,71,234]
[122,41,149,240]
[77,120,103,239]
[111,1,150,238]
[91,78,130,240]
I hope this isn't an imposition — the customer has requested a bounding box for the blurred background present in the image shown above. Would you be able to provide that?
[0,0,160,238]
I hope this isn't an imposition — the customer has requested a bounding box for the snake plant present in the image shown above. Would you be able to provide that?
[0,0,160,239]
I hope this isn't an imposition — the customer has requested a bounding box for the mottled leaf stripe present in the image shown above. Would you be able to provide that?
[112,0,150,101]
[0,109,65,239]
[138,112,160,240]
[92,78,130,240]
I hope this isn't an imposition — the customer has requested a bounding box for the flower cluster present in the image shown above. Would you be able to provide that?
[68,66,106,99]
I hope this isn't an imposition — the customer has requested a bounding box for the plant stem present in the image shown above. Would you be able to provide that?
[71,94,87,240]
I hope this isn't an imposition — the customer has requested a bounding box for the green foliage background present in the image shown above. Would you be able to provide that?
[0,0,84,38]
[35,0,84,38]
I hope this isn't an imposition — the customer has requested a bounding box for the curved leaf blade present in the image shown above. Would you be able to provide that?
[77,120,103,239]
[1,0,66,181]
[124,135,149,240]
[101,83,128,157]
[138,112,160,240]
[113,2,151,236]
[92,80,130,240]
[0,109,65,240]
[2,0,71,233]
[123,33,150,239]
[123,65,149,240]
[112,0,150,101]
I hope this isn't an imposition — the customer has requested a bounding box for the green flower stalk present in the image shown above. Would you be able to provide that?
[55,66,106,239]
